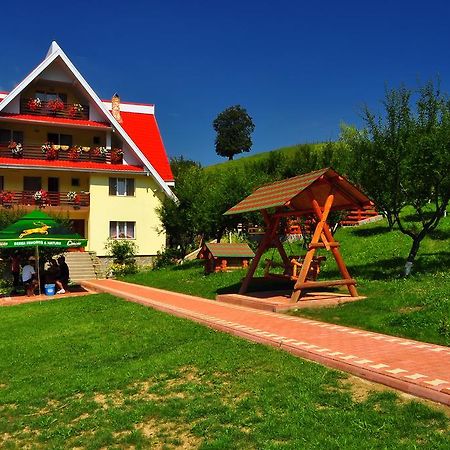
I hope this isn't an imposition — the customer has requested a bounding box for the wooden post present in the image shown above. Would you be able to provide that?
[239,212,279,294]
[310,198,358,297]
[291,194,334,302]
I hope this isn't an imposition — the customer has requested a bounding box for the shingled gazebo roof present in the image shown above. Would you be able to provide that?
[201,243,255,258]
[224,168,372,216]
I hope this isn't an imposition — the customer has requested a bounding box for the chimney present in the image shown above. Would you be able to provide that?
[111,93,123,123]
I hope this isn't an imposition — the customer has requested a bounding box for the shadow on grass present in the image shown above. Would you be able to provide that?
[428,229,450,241]
[349,225,391,237]
[323,252,450,281]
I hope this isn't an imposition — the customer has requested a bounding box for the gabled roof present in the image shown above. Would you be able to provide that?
[0,42,176,198]
[119,111,174,182]
[224,168,372,215]
[202,243,255,258]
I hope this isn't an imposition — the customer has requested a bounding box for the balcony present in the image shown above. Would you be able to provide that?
[0,144,122,164]
[0,191,90,209]
[21,98,90,120]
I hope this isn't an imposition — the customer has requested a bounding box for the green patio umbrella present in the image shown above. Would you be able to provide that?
[0,210,87,294]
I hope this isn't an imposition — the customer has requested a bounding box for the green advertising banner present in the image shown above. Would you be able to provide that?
[0,210,87,249]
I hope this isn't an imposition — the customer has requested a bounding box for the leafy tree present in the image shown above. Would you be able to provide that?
[213,105,255,160]
[343,81,450,275]
[169,156,201,178]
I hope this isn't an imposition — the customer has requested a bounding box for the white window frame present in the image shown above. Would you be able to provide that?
[109,177,135,197]
[109,221,136,239]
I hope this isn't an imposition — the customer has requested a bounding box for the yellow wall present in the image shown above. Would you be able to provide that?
[0,121,107,147]
[88,174,166,256]
[0,169,89,192]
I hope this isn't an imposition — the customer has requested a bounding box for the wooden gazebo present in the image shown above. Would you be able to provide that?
[224,168,373,302]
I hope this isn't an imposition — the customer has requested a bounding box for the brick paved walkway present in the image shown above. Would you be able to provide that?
[83,279,450,406]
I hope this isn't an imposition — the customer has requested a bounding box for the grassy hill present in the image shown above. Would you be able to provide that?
[205,142,325,172]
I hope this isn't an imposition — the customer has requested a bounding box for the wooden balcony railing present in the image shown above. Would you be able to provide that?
[20,98,90,120]
[0,144,111,164]
[0,191,90,209]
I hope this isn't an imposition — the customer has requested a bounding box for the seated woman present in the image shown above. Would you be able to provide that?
[22,256,39,296]
[45,259,64,294]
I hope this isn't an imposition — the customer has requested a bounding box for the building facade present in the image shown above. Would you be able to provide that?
[0,42,175,260]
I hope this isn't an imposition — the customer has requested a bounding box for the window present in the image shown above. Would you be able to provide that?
[0,176,4,191]
[0,129,23,144]
[93,136,100,145]
[109,178,135,196]
[24,177,42,191]
[109,221,135,239]
[47,133,72,146]
[71,178,80,187]
[36,91,67,103]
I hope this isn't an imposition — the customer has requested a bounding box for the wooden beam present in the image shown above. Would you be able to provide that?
[294,278,356,289]
[239,211,279,294]
[310,199,359,297]
[309,242,340,249]
[291,194,335,302]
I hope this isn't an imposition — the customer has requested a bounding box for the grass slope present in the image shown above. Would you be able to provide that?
[124,213,450,346]
[205,142,324,172]
[0,295,448,449]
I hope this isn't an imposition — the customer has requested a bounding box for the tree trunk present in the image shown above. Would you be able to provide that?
[216,227,225,243]
[404,236,423,276]
[386,212,395,230]
[228,155,234,160]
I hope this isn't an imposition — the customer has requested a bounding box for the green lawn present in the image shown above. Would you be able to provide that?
[124,213,450,346]
[0,295,448,449]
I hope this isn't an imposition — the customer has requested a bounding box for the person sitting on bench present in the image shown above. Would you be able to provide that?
[22,257,38,297]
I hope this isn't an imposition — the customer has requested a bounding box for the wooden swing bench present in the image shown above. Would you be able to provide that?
[264,255,327,282]
[223,168,373,302]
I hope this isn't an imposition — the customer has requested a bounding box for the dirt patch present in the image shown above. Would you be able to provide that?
[135,417,201,449]
[0,426,42,449]
[71,412,90,424]
[93,393,108,409]
[343,375,450,417]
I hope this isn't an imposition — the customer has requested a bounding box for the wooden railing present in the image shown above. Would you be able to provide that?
[0,191,90,209]
[20,98,90,120]
[0,144,110,164]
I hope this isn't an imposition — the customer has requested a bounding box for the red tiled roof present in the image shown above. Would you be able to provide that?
[0,113,110,128]
[120,111,174,182]
[0,157,144,173]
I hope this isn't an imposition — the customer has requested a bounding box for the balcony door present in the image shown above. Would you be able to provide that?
[48,177,60,206]
[23,176,42,205]
[72,219,85,238]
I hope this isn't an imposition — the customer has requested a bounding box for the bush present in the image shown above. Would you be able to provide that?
[108,262,138,277]
[104,239,138,277]
[105,238,138,264]
[153,248,183,270]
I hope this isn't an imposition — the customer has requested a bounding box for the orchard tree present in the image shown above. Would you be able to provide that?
[213,105,255,160]
[344,81,450,275]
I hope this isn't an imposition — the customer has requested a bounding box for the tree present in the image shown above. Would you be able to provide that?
[343,81,450,275]
[213,105,255,160]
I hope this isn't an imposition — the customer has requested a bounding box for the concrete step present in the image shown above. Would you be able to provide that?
[63,251,99,281]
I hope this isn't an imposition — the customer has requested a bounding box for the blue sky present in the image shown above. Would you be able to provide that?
[1,0,450,165]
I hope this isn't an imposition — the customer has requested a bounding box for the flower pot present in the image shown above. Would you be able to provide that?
[82,146,90,152]
[60,145,69,151]
[52,145,60,150]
